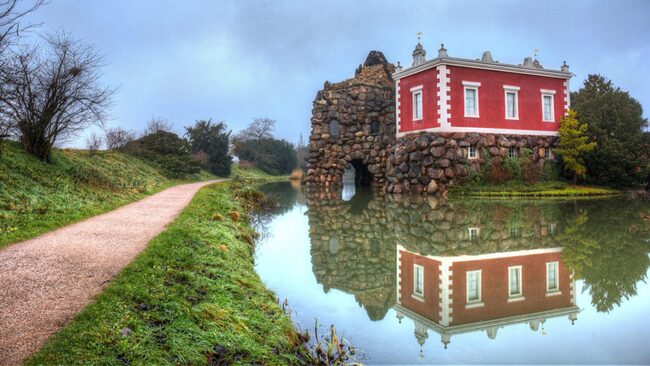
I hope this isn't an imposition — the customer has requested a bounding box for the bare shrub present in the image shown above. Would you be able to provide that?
[86,132,102,155]
[104,127,135,150]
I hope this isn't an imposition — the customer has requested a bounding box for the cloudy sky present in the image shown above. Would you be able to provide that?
[21,0,650,146]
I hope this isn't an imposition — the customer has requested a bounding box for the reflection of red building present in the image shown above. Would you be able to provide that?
[395,245,579,349]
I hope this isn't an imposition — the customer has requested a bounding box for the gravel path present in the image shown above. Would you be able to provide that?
[0,180,223,366]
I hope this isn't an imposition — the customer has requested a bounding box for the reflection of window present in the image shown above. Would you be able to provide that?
[468,145,478,159]
[508,147,518,158]
[547,262,559,292]
[413,264,424,298]
[467,270,482,303]
[509,266,523,297]
[329,120,340,136]
[371,119,380,135]
[468,227,479,241]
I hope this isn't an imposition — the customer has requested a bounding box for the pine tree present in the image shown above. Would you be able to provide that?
[556,109,597,185]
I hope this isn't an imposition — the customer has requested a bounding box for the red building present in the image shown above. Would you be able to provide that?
[394,42,572,138]
[395,245,579,349]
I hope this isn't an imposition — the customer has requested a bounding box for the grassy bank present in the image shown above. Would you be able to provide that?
[230,163,290,181]
[27,182,307,365]
[0,141,213,249]
[450,180,620,197]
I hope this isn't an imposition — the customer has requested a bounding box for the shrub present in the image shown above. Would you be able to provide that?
[123,131,200,178]
[487,159,510,184]
[233,138,297,176]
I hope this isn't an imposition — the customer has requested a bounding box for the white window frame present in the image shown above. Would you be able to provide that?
[413,264,425,300]
[544,146,552,160]
[468,145,478,159]
[503,85,520,120]
[546,261,560,294]
[468,227,479,241]
[411,85,423,122]
[541,89,556,122]
[463,81,481,118]
[466,270,483,307]
[509,227,519,238]
[508,265,524,301]
[508,147,518,158]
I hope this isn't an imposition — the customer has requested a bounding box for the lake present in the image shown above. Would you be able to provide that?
[254,182,650,365]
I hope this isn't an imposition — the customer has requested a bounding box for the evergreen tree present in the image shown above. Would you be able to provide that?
[571,74,648,186]
[556,109,596,185]
[185,119,232,177]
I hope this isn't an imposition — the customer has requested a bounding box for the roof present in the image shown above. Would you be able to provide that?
[394,54,572,80]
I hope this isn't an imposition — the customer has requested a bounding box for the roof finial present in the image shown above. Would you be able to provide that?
[417,31,422,43]
[438,43,448,58]
[534,48,539,59]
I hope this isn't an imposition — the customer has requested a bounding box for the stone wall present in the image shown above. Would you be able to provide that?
[306,51,396,189]
[386,133,558,195]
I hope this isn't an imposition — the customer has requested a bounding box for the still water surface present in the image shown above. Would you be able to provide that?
[254,182,650,365]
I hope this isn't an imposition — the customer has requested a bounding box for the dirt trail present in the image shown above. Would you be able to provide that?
[0,180,223,365]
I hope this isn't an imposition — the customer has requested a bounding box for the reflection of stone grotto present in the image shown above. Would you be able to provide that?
[308,190,396,321]
[306,189,567,323]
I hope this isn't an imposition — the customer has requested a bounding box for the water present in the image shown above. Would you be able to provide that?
[254,182,650,365]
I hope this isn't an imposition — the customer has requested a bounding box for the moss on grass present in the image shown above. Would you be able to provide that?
[27,182,307,365]
[0,142,214,249]
[450,180,620,197]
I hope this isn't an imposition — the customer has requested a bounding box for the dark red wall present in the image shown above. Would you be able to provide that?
[450,252,572,326]
[399,250,440,322]
[397,68,440,133]
[447,66,566,132]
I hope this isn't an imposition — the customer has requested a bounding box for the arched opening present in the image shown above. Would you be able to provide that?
[350,159,372,187]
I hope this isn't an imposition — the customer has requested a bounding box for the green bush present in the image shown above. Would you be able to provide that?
[233,138,297,176]
[123,131,200,179]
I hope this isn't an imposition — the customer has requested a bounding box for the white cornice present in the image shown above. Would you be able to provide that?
[393,56,572,80]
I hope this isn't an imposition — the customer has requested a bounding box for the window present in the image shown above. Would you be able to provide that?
[546,262,559,292]
[541,89,557,122]
[463,81,480,117]
[370,119,380,135]
[544,146,552,160]
[508,266,523,297]
[503,85,520,120]
[413,264,424,298]
[411,86,423,121]
[509,227,519,238]
[508,147,518,158]
[466,270,482,303]
[468,145,478,159]
[468,227,479,241]
[329,120,339,136]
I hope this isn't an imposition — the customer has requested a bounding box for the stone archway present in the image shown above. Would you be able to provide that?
[350,159,372,187]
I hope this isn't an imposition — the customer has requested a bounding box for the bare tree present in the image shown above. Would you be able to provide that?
[143,117,173,136]
[104,126,135,150]
[0,0,46,54]
[0,31,114,162]
[234,117,275,142]
[86,131,102,155]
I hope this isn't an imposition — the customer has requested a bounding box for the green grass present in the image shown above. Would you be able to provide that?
[27,182,307,365]
[229,163,289,181]
[0,141,214,249]
[450,180,621,197]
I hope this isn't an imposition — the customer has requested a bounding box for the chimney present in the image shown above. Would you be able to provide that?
[561,61,570,72]
[438,43,448,58]
[522,57,534,68]
[481,51,494,62]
